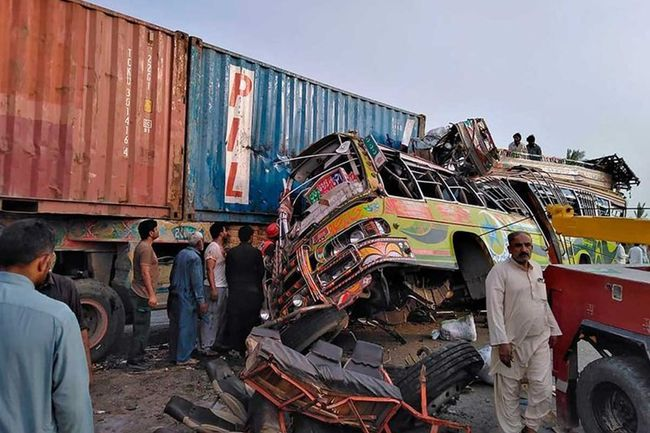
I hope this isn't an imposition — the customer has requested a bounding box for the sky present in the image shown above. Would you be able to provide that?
[94,0,649,209]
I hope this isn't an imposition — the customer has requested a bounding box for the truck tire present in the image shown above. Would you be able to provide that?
[392,341,483,414]
[111,282,134,324]
[75,279,126,362]
[577,356,650,433]
[280,308,349,353]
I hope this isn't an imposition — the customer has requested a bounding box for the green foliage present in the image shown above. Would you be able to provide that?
[565,148,586,162]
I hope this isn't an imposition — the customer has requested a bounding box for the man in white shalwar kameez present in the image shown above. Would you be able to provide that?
[486,231,562,433]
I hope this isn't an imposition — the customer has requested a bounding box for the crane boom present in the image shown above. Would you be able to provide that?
[546,204,650,245]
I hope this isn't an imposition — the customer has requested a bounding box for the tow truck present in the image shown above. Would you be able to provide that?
[546,204,650,433]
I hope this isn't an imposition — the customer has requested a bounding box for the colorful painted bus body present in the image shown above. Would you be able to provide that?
[491,152,632,266]
[269,132,549,336]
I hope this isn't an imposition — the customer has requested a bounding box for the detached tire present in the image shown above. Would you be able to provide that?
[280,308,349,353]
[393,341,483,414]
[577,356,650,433]
[75,279,126,362]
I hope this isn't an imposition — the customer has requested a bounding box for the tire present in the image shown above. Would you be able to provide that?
[577,356,650,433]
[392,341,483,414]
[280,308,349,353]
[111,282,134,325]
[75,279,126,362]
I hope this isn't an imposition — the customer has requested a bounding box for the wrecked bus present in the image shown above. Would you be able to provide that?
[489,152,637,265]
[267,131,549,350]
[417,118,639,266]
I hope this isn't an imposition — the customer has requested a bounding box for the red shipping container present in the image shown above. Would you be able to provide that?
[0,0,187,218]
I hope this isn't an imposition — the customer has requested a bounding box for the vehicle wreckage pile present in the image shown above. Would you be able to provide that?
[159,327,483,433]
[154,118,645,433]
[263,121,548,353]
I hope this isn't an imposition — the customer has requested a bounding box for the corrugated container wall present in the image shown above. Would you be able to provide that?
[185,38,425,223]
[0,0,187,218]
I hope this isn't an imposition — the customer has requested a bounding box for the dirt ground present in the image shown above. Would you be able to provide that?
[91,314,564,433]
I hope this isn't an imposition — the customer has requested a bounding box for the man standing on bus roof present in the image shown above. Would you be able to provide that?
[526,135,542,161]
[508,133,525,154]
[486,231,562,433]
[127,219,160,369]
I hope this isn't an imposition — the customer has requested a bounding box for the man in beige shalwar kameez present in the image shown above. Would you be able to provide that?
[486,231,562,433]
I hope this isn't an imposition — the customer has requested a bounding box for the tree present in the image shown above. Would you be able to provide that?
[635,202,647,219]
[565,148,586,161]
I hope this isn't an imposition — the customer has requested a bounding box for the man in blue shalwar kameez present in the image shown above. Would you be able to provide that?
[167,232,208,365]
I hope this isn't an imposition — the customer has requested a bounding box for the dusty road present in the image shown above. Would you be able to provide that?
[92,315,571,433]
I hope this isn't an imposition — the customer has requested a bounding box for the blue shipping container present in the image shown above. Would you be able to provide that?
[185,37,425,223]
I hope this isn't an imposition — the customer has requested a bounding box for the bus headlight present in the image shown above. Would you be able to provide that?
[349,229,365,244]
[292,295,304,308]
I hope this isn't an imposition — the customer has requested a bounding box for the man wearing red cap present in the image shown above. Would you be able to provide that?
[259,222,279,271]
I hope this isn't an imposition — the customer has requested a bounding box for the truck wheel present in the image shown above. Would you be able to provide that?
[280,308,349,353]
[577,356,650,433]
[75,279,126,362]
[111,283,134,324]
[392,341,483,413]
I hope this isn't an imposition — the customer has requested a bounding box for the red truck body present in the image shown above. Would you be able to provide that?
[545,264,650,428]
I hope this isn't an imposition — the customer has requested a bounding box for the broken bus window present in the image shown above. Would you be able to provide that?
[377,151,423,200]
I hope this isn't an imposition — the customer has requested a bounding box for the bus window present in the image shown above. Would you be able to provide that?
[442,175,484,206]
[561,188,581,215]
[475,179,531,215]
[611,205,626,218]
[576,190,597,216]
[407,163,452,201]
[378,154,423,200]
[595,197,611,216]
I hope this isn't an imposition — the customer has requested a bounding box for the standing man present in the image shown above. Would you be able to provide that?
[224,225,265,355]
[200,223,229,354]
[526,135,542,161]
[508,133,525,154]
[38,270,93,382]
[0,219,93,433]
[168,232,207,365]
[628,243,648,264]
[259,222,279,275]
[613,243,627,264]
[486,231,562,433]
[128,219,160,368]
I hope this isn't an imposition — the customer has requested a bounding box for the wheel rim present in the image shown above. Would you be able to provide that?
[427,383,463,414]
[82,299,110,348]
[592,382,637,433]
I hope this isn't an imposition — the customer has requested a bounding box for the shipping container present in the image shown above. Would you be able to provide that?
[185,37,425,223]
[0,0,188,218]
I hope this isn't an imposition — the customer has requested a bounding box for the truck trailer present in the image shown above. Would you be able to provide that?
[0,0,424,360]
